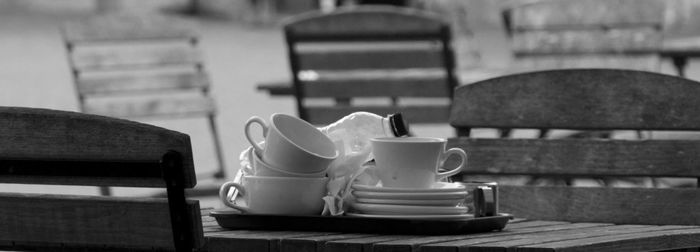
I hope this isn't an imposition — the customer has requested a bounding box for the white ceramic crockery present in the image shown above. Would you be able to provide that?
[244,113,338,173]
[351,203,468,215]
[219,176,329,215]
[370,137,467,188]
[246,146,327,177]
[352,182,466,193]
[352,190,468,200]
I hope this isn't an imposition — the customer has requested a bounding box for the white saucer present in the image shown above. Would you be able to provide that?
[351,202,468,215]
[352,190,468,200]
[346,212,474,220]
[352,182,467,193]
[355,197,463,206]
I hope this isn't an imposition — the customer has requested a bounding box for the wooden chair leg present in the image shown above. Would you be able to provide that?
[208,115,226,179]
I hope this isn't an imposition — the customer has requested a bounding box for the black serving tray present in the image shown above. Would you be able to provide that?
[210,209,513,235]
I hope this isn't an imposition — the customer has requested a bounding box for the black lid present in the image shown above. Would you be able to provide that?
[388,113,409,137]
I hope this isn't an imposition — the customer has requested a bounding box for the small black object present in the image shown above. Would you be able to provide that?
[210,210,512,235]
[388,113,410,137]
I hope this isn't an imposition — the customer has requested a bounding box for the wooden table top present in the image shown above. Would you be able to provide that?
[199,209,700,252]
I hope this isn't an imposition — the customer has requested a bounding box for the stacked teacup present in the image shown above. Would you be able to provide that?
[219,113,338,215]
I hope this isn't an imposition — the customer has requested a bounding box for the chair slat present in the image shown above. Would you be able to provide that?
[510,55,660,71]
[508,0,665,29]
[62,13,227,184]
[447,138,700,177]
[285,6,446,41]
[0,193,203,250]
[302,77,450,98]
[503,0,664,72]
[0,160,163,187]
[77,71,209,95]
[296,48,444,70]
[83,96,216,119]
[450,69,700,130]
[305,105,450,125]
[285,6,456,127]
[71,44,201,71]
[0,107,195,188]
[511,28,661,54]
[62,14,196,43]
[499,186,700,225]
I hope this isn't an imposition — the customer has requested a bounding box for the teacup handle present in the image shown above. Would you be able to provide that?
[218,181,250,213]
[435,148,467,181]
[244,116,268,156]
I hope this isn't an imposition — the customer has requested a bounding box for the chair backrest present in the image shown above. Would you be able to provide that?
[502,0,665,71]
[62,13,226,183]
[0,107,203,251]
[284,6,457,125]
[448,69,700,225]
[62,13,215,118]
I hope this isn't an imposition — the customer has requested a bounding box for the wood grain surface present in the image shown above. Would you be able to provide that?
[0,106,196,187]
[200,209,700,252]
[0,193,202,250]
[450,69,700,130]
[503,0,664,71]
[285,6,456,126]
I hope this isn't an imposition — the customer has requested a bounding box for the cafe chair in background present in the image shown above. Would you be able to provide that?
[502,0,665,72]
[447,69,700,225]
[0,107,203,251]
[61,13,226,196]
[487,0,667,140]
[282,5,458,126]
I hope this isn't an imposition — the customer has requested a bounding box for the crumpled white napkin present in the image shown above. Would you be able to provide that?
[322,143,380,216]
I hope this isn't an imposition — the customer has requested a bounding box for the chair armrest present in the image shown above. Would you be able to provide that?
[256,80,293,96]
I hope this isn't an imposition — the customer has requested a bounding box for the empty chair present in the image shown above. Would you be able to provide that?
[448,69,700,224]
[283,6,458,125]
[502,0,665,71]
[61,13,225,195]
[0,107,203,251]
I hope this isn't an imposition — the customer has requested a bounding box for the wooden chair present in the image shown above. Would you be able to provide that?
[283,5,458,125]
[447,69,700,225]
[0,107,203,251]
[501,0,666,72]
[466,0,666,140]
[61,13,225,195]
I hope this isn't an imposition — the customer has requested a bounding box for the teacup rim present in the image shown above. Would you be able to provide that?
[271,113,339,160]
[371,137,445,143]
[249,146,328,176]
[243,175,330,181]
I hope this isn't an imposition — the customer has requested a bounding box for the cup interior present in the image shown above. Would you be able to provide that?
[272,114,337,159]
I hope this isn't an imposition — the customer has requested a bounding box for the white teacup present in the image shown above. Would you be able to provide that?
[244,113,338,173]
[247,146,327,177]
[371,137,467,188]
[219,175,329,215]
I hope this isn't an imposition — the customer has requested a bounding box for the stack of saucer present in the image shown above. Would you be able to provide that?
[347,182,471,220]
